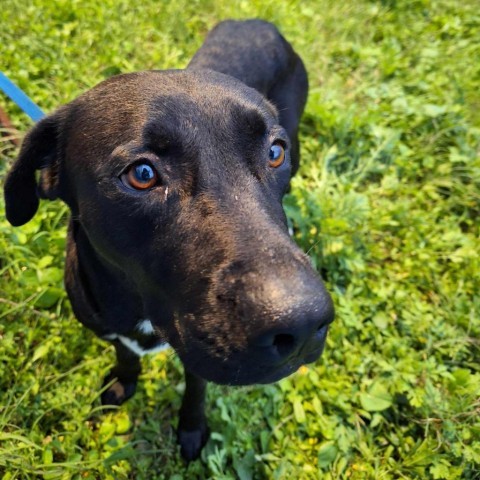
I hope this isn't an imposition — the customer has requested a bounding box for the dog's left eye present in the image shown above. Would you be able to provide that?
[268,142,285,168]
[121,163,159,190]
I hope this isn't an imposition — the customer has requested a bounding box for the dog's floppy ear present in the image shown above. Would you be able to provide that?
[4,111,63,226]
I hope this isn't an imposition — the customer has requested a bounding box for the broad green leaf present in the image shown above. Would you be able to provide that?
[293,398,306,423]
[360,383,393,412]
[318,441,338,469]
[32,343,51,362]
[34,287,64,308]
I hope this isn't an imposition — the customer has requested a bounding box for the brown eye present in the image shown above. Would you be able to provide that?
[268,143,285,168]
[121,163,158,190]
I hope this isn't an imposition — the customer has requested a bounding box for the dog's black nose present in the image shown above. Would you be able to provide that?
[214,253,334,380]
[251,294,334,366]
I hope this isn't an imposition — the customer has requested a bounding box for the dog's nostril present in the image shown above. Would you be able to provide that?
[272,333,296,357]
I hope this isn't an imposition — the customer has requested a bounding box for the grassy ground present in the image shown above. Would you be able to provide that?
[1,0,479,478]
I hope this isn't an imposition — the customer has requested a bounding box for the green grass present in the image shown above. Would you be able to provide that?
[1,0,479,478]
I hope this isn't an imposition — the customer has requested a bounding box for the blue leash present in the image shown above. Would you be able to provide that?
[0,72,45,122]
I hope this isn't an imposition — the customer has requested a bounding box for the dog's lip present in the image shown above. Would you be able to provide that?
[169,315,330,385]
[303,347,325,364]
[256,363,300,384]
[178,349,319,386]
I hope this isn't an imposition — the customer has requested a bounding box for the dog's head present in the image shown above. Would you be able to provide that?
[4,70,334,385]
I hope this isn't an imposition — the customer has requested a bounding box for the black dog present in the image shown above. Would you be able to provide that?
[4,20,334,460]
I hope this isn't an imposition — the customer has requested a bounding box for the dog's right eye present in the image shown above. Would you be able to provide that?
[268,142,286,168]
[121,163,159,190]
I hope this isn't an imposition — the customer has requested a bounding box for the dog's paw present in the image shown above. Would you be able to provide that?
[101,374,137,406]
[177,424,210,462]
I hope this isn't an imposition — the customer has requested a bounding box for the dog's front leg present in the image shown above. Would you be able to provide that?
[101,340,142,406]
[177,369,209,461]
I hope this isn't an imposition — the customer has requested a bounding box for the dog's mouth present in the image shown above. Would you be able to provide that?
[171,321,330,386]
[177,348,324,386]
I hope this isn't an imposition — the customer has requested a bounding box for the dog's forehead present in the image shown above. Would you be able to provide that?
[63,70,281,182]
[74,70,278,139]
[142,94,275,151]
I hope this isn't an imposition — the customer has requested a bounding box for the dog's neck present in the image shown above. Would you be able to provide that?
[65,218,144,335]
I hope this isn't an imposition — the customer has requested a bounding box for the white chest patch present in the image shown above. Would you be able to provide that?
[136,319,155,335]
[103,319,170,357]
[115,335,170,357]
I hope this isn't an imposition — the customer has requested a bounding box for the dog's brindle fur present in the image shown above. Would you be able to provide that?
[4,20,334,460]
